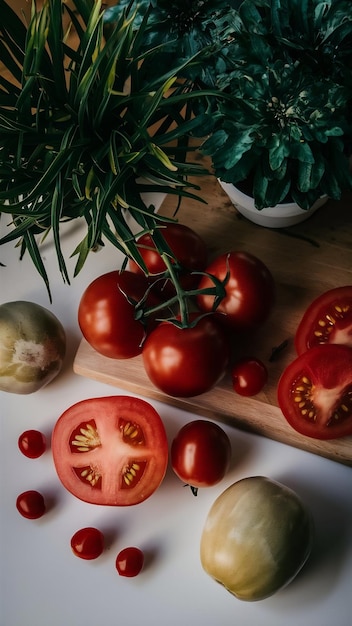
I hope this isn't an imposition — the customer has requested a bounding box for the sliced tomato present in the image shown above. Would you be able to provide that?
[52,396,168,505]
[277,344,352,440]
[295,286,352,355]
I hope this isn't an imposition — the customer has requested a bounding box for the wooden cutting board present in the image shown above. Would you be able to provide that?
[74,160,352,466]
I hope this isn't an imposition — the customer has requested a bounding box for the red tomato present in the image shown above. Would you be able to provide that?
[142,314,230,397]
[78,270,156,359]
[128,223,208,291]
[71,527,104,560]
[52,396,168,506]
[197,251,275,332]
[116,547,144,577]
[171,420,231,493]
[16,490,46,519]
[18,429,46,458]
[277,344,352,440]
[231,357,268,396]
[295,286,352,355]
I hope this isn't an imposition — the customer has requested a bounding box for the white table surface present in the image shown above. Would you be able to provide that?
[1,217,352,626]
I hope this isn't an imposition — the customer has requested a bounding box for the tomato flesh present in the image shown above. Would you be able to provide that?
[278,344,352,439]
[116,547,144,577]
[71,527,104,560]
[171,420,231,490]
[295,286,352,354]
[52,396,168,505]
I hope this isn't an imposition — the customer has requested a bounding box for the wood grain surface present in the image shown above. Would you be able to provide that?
[74,156,352,466]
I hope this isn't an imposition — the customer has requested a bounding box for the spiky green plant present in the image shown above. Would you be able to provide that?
[201,0,352,210]
[0,0,212,299]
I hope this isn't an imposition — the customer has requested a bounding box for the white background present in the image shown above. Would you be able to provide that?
[1,213,352,626]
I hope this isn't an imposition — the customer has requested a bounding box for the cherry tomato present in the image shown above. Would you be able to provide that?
[18,429,46,458]
[78,270,157,359]
[16,490,46,519]
[197,251,275,332]
[52,396,168,506]
[171,420,231,493]
[116,547,144,577]
[295,286,352,355]
[128,222,208,292]
[277,344,352,440]
[231,357,268,396]
[70,527,104,560]
[142,314,230,397]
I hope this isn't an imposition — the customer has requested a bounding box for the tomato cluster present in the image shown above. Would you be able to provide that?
[78,223,275,398]
[278,286,352,440]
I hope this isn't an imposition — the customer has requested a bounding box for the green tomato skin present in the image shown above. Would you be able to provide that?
[0,301,66,394]
[200,476,313,601]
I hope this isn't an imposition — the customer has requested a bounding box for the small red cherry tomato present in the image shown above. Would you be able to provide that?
[70,527,104,560]
[171,420,231,493]
[231,357,268,396]
[18,429,46,458]
[16,490,46,519]
[116,546,144,577]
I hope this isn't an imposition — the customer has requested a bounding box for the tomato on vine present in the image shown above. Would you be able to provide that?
[128,222,208,292]
[197,251,275,332]
[142,314,230,397]
[78,270,159,359]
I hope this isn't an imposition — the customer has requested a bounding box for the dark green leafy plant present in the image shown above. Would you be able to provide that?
[0,0,212,299]
[104,0,237,88]
[201,0,352,210]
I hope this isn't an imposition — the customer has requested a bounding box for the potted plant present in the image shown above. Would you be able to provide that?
[0,0,214,300]
[103,0,239,89]
[199,0,352,227]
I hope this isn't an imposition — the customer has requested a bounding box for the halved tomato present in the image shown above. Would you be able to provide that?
[295,286,352,355]
[277,344,352,440]
[52,396,168,505]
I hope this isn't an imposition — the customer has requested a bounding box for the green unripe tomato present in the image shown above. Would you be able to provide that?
[200,476,313,601]
[0,301,66,394]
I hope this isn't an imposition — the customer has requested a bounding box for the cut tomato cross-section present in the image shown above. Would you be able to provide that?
[52,396,168,505]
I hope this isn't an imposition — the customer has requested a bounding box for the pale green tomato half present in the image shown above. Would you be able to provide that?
[0,301,66,394]
[200,476,313,601]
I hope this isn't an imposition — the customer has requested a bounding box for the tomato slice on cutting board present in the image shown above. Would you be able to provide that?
[52,396,168,505]
[278,344,352,440]
[295,286,352,355]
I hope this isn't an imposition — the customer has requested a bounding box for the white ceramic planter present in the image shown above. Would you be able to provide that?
[219,180,328,228]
